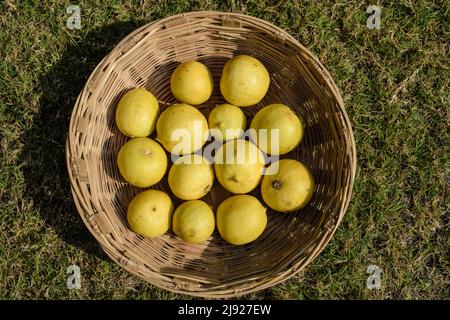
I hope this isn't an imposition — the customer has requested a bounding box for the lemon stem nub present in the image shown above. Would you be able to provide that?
[140,148,152,157]
[272,180,282,190]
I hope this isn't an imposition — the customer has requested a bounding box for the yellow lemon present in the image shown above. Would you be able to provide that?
[250,104,303,155]
[117,138,167,188]
[214,139,265,194]
[115,88,159,137]
[156,103,208,155]
[216,195,267,245]
[172,200,215,244]
[168,154,214,200]
[127,190,173,238]
[261,159,315,212]
[220,55,270,107]
[170,61,213,105]
[208,104,246,141]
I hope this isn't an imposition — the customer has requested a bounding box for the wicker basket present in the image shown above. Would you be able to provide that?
[66,11,356,298]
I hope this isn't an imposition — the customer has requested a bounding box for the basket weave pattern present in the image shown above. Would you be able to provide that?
[66,12,356,298]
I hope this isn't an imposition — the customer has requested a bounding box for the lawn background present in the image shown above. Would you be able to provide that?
[0,0,448,299]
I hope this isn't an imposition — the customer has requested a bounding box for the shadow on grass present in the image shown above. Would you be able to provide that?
[20,21,145,259]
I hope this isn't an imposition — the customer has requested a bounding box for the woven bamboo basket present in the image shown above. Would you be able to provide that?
[66,11,356,298]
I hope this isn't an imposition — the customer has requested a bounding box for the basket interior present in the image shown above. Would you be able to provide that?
[69,12,354,296]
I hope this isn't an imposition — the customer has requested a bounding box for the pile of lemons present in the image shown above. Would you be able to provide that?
[115,55,314,245]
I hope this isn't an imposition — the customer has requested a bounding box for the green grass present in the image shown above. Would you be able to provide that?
[0,0,448,299]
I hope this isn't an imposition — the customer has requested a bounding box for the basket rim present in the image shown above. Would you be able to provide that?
[65,11,357,298]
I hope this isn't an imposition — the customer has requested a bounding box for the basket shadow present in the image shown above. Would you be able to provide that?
[19,20,146,260]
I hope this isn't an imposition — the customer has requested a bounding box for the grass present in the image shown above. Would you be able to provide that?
[0,0,448,299]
